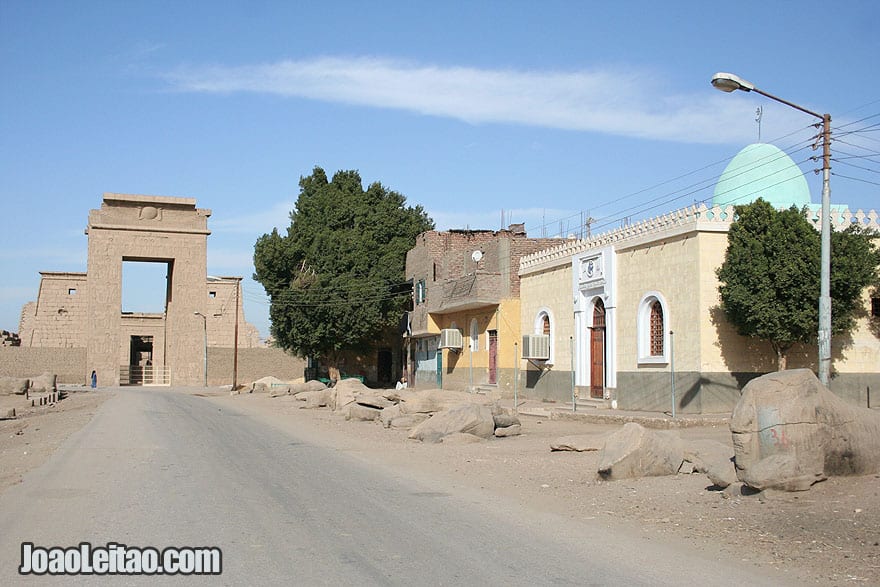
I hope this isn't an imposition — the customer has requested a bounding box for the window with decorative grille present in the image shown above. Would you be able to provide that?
[649,301,664,356]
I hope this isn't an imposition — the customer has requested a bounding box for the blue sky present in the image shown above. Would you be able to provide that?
[2,0,878,338]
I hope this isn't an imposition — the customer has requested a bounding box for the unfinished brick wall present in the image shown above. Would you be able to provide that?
[406,227,566,336]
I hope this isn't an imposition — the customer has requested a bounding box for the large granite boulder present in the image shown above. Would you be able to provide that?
[0,377,29,396]
[29,373,56,394]
[408,403,496,443]
[344,403,382,422]
[289,380,327,394]
[398,389,490,415]
[299,388,336,409]
[379,404,402,428]
[389,414,429,430]
[333,378,370,413]
[684,439,737,488]
[730,369,880,491]
[597,423,684,480]
[354,390,395,410]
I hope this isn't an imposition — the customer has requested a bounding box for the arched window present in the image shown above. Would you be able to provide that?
[649,301,664,356]
[638,292,668,363]
[470,318,480,351]
[533,308,555,363]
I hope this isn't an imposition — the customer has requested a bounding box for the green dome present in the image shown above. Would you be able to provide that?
[712,143,812,209]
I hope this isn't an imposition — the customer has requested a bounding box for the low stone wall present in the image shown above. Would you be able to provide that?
[206,347,307,387]
[0,347,86,384]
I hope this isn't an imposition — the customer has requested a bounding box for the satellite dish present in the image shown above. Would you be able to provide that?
[471,250,483,262]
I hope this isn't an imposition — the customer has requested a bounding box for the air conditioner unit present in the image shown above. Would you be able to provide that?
[439,328,463,350]
[521,334,550,360]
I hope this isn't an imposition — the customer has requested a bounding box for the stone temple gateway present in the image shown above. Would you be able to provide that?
[17,193,266,386]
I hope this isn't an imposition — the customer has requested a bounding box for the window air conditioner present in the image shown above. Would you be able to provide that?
[521,334,550,360]
[439,328,463,350]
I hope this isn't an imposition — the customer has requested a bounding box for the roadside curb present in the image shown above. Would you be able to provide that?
[516,407,729,429]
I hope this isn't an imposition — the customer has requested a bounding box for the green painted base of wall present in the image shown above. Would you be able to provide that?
[523,369,575,403]
[615,371,748,414]
[615,371,880,414]
[829,373,880,409]
[520,368,880,414]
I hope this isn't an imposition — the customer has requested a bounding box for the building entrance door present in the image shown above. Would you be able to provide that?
[488,330,498,384]
[128,335,153,385]
[590,300,605,399]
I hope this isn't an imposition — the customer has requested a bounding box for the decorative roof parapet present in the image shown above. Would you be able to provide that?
[519,204,879,275]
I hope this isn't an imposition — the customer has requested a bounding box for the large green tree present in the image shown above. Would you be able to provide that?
[717,198,880,370]
[253,167,434,376]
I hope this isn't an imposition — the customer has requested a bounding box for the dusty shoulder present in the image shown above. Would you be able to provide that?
[0,390,113,491]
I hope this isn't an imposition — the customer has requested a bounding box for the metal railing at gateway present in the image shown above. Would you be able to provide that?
[119,365,171,386]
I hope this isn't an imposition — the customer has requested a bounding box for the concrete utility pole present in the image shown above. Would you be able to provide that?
[711,72,833,385]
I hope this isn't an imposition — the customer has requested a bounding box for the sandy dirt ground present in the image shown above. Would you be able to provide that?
[0,389,110,490]
[2,388,877,585]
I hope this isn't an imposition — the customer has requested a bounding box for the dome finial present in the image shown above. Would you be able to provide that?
[755,106,763,143]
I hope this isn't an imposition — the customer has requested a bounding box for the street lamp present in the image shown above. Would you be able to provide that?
[194,311,207,386]
[711,72,832,385]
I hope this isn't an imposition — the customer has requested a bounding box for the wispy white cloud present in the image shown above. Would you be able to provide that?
[163,56,813,144]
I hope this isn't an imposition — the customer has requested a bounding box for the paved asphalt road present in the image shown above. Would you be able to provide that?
[0,388,792,585]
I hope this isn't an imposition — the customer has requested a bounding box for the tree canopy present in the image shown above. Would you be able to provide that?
[717,198,880,369]
[253,167,434,367]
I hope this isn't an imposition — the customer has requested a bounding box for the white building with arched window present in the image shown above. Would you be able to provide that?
[519,144,879,413]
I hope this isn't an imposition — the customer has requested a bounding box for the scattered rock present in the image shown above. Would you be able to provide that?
[380,404,402,428]
[493,413,520,429]
[684,439,737,488]
[389,414,429,430]
[345,403,382,422]
[0,377,29,396]
[408,403,496,443]
[494,424,521,437]
[597,423,684,480]
[269,387,291,398]
[250,376,288,393]
[398,389,491,415]
[28,373,56,395]
[299,389,336,409]
[550,433,609,452]
[333,378,370,413]
[354,391,395,410]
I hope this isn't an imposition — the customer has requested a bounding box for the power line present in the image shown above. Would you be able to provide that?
[831,173,880,188]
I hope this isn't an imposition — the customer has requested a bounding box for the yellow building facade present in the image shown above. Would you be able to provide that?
[520,204,880,413]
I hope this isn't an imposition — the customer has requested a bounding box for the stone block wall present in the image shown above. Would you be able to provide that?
[206,347,306,387]
[0,347,87,384]
[19,273,88,348]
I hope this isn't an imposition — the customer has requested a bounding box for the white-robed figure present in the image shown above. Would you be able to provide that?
[395,375,408,390]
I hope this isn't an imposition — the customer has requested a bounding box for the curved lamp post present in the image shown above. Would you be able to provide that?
[711,72,832,385]
[194,311,208,386]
